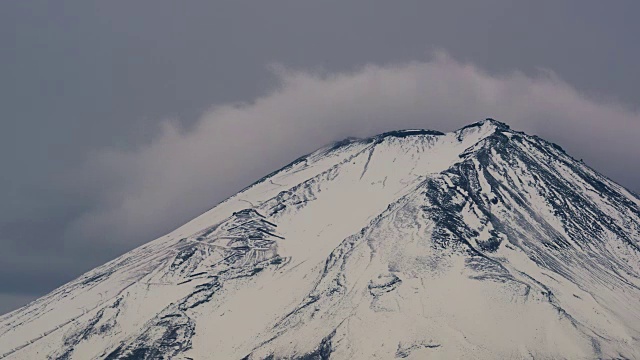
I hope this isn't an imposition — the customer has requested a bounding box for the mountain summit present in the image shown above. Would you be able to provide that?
[2,119,639,359]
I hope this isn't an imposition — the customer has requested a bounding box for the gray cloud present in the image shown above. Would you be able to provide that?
[61,53,639,259]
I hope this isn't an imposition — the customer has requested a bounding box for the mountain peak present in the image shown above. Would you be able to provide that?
[482,117,509,128]
[326,119,511,155]
[455,117,509,134]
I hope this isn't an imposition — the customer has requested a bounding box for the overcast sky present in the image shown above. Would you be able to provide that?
[1,1,639,315]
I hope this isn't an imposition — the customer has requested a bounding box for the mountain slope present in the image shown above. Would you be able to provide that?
[1,119,639,359]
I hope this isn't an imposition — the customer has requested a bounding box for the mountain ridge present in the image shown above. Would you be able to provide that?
[1,119,639,359]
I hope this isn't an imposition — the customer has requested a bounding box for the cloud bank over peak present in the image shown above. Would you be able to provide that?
[65,52,640,254]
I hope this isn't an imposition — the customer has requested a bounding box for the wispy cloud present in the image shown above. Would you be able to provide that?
[65,52,640,255]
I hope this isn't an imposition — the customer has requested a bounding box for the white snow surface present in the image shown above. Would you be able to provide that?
[1,119,639,359]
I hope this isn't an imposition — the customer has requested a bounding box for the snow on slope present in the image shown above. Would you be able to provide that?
[1,119,639,359]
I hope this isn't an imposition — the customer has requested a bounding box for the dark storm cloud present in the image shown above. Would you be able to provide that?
[1,1,639,314]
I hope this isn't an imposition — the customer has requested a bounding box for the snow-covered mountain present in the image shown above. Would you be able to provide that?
[2,119,639,359]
